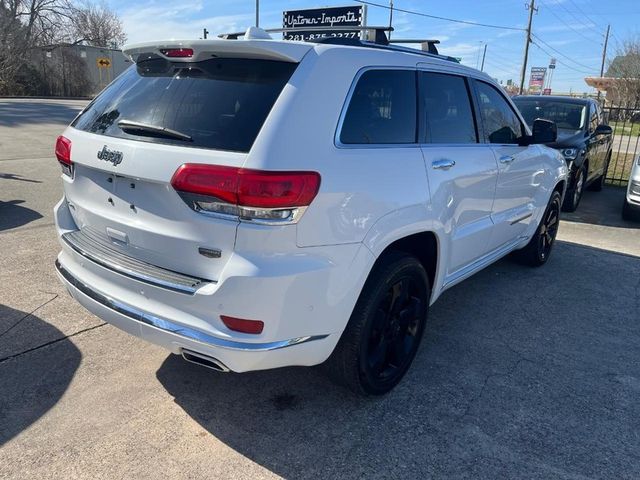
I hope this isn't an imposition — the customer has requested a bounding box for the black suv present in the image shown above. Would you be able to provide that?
[513,96,613,212]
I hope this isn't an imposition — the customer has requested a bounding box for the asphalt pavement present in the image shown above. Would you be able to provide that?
[1,98,640,479]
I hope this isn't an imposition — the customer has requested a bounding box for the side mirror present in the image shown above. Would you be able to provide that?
[530,118,557,144]
[595,124,612,135]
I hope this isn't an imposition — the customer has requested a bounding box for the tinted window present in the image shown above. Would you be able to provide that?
[476,82,523,144]
[340,70,416,144]
[514,99,586,131]
[421,72,476,144]
[72,57,296,153]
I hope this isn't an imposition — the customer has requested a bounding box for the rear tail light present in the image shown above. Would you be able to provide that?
[221,315,264,335]
[171,164,321,224]
[160,48,194,58]
[55,135,73,177]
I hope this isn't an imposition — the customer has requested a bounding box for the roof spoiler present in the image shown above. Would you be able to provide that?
[122,38,312,63]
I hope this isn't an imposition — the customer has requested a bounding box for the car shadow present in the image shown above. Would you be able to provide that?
[0,101,84,127]
[0,200,43,231]
[563,186,639,228]
[0,305,81,446]
[156,241,640,478]
[0,173,42,183]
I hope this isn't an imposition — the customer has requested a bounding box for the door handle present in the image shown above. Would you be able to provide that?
[432,159,456,170]
[499,155,515,164]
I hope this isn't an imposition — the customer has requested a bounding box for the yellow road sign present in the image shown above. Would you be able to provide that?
[96,57,111,68]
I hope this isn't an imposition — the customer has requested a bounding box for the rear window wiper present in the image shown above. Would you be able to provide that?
[117,120,192,142]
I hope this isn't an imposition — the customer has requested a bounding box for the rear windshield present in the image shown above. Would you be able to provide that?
[72,57,297,152]
[514,99,586,131]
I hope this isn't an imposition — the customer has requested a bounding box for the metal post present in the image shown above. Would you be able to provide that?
[598,24,610,100]
[255,0,259,27]
[203,28,209,39]
[480,43,487,72]
[388,0,393,40]
[519,0,537,95]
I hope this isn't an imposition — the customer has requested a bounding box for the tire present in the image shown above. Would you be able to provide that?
[325,251,430,396]
[513,191,562,267]
[589,152,610,192]
[562,165,586,212]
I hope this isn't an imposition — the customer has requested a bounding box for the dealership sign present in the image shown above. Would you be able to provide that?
[282,5,365,41]
[528,67,547,94]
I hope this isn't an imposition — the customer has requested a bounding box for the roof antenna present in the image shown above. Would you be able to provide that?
[388,1,394,40]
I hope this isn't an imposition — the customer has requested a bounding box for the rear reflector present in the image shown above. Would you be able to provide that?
[221,315,264,334]
[55,135,73,177]
[160,48,194,58]
[171,164,320,222]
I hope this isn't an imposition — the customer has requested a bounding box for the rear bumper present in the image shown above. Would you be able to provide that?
[55,258,337,372]
[54,197,374,372]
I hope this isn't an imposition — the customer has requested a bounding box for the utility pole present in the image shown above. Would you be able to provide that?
[203,28,209,39]
[480,43,487,72]
[519,0,537,95]
[597,24,610,100]
[255,0,260,27]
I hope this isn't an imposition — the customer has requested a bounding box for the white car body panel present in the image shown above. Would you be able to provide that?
[626,156,640,207]
[54,37,568,373]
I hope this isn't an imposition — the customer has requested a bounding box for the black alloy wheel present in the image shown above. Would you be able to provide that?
[563,165,585,212]
[325,252,430,395]
[513,191,562,267]
[537,194,560,262]
[365,276,424,384]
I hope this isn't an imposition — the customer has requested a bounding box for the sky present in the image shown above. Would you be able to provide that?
[108,0,640,93]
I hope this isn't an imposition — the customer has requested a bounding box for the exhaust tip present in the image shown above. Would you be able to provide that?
[181,349,230,372]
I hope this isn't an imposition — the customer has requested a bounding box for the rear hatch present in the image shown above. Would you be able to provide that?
[60,40,308,282]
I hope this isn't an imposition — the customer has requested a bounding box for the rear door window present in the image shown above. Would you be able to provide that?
[420,72,477,144]
[340,69,417,144]
[72,57,297,153]
[475,81,524,144]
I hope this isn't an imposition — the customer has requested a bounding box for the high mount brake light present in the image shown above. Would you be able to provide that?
[160,48,194,58]
[55,135,73,177]
[170,164,321,224]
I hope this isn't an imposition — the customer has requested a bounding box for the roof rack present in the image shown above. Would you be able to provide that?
[218,26,457,63]
[388,39,440,55]
[219,25,393,43]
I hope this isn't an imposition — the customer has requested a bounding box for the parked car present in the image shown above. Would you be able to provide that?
[54,28,567,396]
[622,156,640,221]
[513,96,613,212]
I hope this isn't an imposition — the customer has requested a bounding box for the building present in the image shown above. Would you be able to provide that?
[33,43,131,97]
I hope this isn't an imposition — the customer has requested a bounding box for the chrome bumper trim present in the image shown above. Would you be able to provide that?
[55,259,329,352]
[62,228,208,294]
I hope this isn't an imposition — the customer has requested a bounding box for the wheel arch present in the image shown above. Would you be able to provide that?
[365,230,441,305]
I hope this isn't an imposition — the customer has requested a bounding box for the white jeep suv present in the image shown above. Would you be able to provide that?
[54,29,567,395]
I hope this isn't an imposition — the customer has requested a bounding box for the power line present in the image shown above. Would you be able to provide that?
[531,33,597,71]
[530,39,592,75]
[544,0,603,43]
[352,0,525,31]
[566,0,603,31]
[537,0,602,45]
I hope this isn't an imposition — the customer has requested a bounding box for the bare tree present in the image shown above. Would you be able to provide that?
[606,35,640,106]
[69,0,126,48]
[0,0,71,93]
[0,0,126,94]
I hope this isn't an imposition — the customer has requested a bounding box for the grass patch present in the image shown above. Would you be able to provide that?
[606,151,637,186]
[610,121,640,137]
